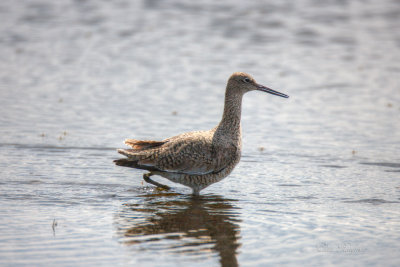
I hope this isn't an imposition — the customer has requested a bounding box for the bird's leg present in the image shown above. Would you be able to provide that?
[192,188,200,196]
[143,172,171,190]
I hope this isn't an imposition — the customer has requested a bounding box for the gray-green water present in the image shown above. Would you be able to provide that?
[1,0,399,266]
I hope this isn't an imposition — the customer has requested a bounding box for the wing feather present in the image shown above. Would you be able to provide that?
[116,131,238,176]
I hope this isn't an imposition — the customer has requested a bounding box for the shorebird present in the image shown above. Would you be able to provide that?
[114,72,288,195]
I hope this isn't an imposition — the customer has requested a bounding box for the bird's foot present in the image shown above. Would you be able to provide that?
[143,173,171,190]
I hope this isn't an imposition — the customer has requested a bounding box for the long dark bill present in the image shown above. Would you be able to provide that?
[256,84,289,98]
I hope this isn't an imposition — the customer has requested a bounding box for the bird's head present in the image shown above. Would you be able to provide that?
[227,72,289,98]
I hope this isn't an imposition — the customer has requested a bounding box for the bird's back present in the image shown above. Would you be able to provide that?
[115,128,241,176]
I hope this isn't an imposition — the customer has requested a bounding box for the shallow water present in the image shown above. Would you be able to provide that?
[1,0,400,266]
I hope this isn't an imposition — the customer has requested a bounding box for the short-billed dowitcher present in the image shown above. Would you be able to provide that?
[114,72,288,195]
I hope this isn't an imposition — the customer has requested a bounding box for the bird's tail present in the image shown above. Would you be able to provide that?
[113,158,160,172]
[114,139,166,172]
[124,139,165,150]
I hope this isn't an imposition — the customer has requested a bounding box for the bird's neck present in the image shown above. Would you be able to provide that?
[215,89,244,139]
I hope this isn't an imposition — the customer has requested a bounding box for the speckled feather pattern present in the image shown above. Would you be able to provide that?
[117,126,242,193]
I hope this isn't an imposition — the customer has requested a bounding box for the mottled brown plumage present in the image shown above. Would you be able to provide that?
[114,72,288,195]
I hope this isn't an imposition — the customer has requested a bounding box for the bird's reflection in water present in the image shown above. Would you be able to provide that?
[115,191,242,267]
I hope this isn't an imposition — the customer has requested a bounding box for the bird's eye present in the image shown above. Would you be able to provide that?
[243,77,251,83]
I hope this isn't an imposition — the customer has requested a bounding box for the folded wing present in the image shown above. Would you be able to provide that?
[115,132,234,175]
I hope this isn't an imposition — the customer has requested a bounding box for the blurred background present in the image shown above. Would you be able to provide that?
[0,0,399,266]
